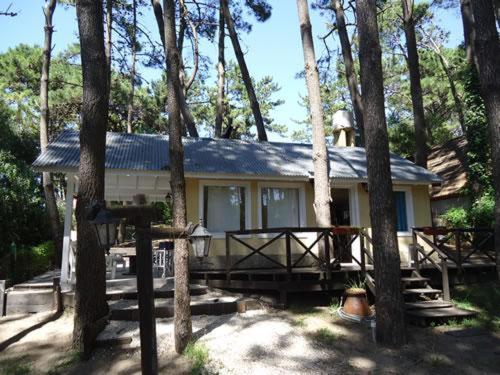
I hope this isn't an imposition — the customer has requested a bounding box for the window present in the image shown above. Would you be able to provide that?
[261,187,301,229]
[203,185,246,233]
[394,191,408,232]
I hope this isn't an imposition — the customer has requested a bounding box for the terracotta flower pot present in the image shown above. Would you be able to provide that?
[342,288,371,318]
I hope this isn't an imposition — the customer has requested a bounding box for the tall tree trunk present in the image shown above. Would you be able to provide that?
[296,0,331,233]
[105,0,112,90]
[356,0,407,346]
[126,0,137,134]
[332,0,364,146]
[163,0,192,353]
[215,1,225,138]
[40,0,63,265]
[151,0,198,137]
[470,0,500,280]
[221,0,267,141]
[401,0,427,168]
[73,0,110,357]
[461,0,476,65]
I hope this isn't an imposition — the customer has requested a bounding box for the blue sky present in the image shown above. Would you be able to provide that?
[0,1,464,141]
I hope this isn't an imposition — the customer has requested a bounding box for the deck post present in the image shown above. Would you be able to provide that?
[225,233,231,281]
[441,258,451,301]
[455,230,462,273]
[412,229,420,274]
[324,230,331,280]
[60,175,75,287]
[135,216,158,375]
[360,231,366,277]
[285,231,292,278]
[0,280,5,317]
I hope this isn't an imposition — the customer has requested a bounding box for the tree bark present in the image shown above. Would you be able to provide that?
[356,0,407,346]
[470,0,500,280]
[401,0,428,168]
[461,0,476,65]
[105,0,112,90]
[215,1,225,138]
[151,0,198,138]
[221,0,267,141]
[163,0,192,353]
[296,0,332,233]
[73,0,110,357]
[40,0,63,266]
[126,0,137,134]
[332,0,364,146]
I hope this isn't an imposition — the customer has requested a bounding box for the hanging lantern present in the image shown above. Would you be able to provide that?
[88,205,120,252]
[189,224,212,259]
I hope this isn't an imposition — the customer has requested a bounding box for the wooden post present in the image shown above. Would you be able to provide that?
[285,231,292,279]
[0,280,5,317]
[135,218,158,375]
[324,230,331,280]
[225,233,231,282]
[360,232,366,277]
[455,230,462,272]
[52,277,63,313]
[441,258,451,301]
[412,229,420,274]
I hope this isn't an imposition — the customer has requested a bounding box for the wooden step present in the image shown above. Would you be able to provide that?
[403,288,442,295]
[401,276,430,283]
[406,307,477,327]
[405,300,453,310]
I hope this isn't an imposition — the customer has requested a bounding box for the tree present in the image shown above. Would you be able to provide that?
[401,0,428,167]
[73,0,109,356]
[215,1,225,138]
[39,0,63,264]
[296,0,331,236]
[330,0,365,145]
[163,0,192,353]
[470,0,500,279]
[221,0,268,141]
[356,0,407,345]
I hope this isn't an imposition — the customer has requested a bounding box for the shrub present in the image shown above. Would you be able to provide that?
[10,241,55,284]
[440,191,494,229]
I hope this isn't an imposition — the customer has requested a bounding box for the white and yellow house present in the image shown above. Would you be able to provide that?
[33,130,441,284]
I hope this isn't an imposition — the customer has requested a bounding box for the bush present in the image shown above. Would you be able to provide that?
[10,241,55,284]
[441,207,469,228]
[441,191,494,229]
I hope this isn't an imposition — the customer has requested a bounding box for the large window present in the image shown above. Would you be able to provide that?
[394,190,409,232]
[261,187,301,229]
[203,185,247,233]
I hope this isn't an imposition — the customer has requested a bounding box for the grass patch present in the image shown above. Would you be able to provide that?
[291,316,306,328]
[345,276,366,290]
[310,328,344,348]
[184,341,209,375]
[424,353,452,368]
[450,281,500,331]
[0,356,32,375]
[288,304,323,316]
[329,297,340,312]
[46,351,81,375]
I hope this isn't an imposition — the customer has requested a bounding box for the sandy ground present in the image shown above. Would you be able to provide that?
[1,307,499,374]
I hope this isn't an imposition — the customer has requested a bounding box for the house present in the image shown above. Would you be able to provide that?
[33,130,441,285]
[427,136,470,224]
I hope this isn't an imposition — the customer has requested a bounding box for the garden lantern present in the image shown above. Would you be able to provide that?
[189,223,212,259]
[88,204,120,253]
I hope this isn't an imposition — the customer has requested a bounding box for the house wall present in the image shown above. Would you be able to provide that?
[185,177,433,269]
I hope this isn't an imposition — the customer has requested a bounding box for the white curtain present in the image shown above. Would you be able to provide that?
[204,186,245,233]
[261,188,300,228]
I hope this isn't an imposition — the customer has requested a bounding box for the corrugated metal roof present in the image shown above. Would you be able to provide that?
[32,130,442,183]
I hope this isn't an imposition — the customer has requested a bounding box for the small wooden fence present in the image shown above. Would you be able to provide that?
[224,226,374,281]
[412,226,495,300]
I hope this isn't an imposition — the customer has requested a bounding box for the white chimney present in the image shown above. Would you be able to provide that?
[332,110,355,147]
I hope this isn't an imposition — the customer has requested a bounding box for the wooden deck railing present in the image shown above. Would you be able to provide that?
[224,226,374,281]
[411,226,495,300]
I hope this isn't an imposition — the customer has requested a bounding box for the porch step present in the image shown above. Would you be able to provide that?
[405,300,453,310]
[4,289,55,315]
[105,284,208,301]
[406,306,477,326]
[11,282,54,290]
[109,292,239,321]
[400,276,430,284]
[403,288,442,296]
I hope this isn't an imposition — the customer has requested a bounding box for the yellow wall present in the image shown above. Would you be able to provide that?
[185,177,433,265]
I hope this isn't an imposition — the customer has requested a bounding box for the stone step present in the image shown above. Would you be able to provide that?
[109,292,239,321]
[5,289,55,315]
[406,307,477,326]
[403,288,442,295]
[405,300,453,310]
[12,282,54,290]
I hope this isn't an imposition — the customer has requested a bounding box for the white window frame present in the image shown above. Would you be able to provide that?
[257,182,307,237]
[393,186,415,237]
[198,180,252,239]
